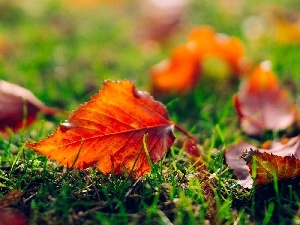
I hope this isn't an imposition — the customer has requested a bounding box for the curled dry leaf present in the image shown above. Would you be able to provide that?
[242,150,300,186]
[0,80,64,133]
[225,135,300,188]
[27,80,176,178]
[234,61,297,136]
[150,26,246,94]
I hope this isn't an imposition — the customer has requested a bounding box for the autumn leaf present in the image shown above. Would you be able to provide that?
[225,135,300,188]
[234,61,297,136]
[188,26,246,75]
[150,43,200,94]
[225,142,254,188]
[134,0,188,43]
[0,190,23,209]
[242,150,300,186]
[0,208,28,225]
[0,190,27,225]
[0,80,65,134]
[27,80,176,178]
[150,26,247,94]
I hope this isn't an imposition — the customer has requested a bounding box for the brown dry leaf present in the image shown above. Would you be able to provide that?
[225,135,300,188]
[242,150,300,186]
[27,80,176,178]
[0,80,64,133]
[0,190,23,208]
[150,43,200,94]
[234,61,297,136]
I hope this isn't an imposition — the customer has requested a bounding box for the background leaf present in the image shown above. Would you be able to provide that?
[234,61,297,136]
[0,80,63,133]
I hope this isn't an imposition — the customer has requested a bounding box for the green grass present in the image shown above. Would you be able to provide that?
[1,0,300,224]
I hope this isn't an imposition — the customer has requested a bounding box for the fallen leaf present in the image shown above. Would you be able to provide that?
[225,135,300,188]
[0,190,23,208]
[242,150,300,186]
[225,142,254,188]
[0,80,65,133]
[234,61,297,136]
[150,43,200,94]
[0,208,27,225]
[27,80,176,178]
[135,0,188,43]
[188,26,246,75]
[150,26,247,94]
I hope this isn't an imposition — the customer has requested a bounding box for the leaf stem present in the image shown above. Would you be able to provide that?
[172,122,193,138]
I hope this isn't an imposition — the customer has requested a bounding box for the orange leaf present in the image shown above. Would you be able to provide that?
[26,80,175,178]
[234,61,297,135]
[0,80,64,133]
[188,26,246,75]
[150,26,247,95]
[242,150,300,186]
[150,43,200,94]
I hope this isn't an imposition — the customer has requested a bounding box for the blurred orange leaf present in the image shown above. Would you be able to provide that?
[234,61,297,136]
[0,80,64,134]
[188,26,246,75]
[150,26,247,94]
[150,43,200,94]
[27,80,176,178]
